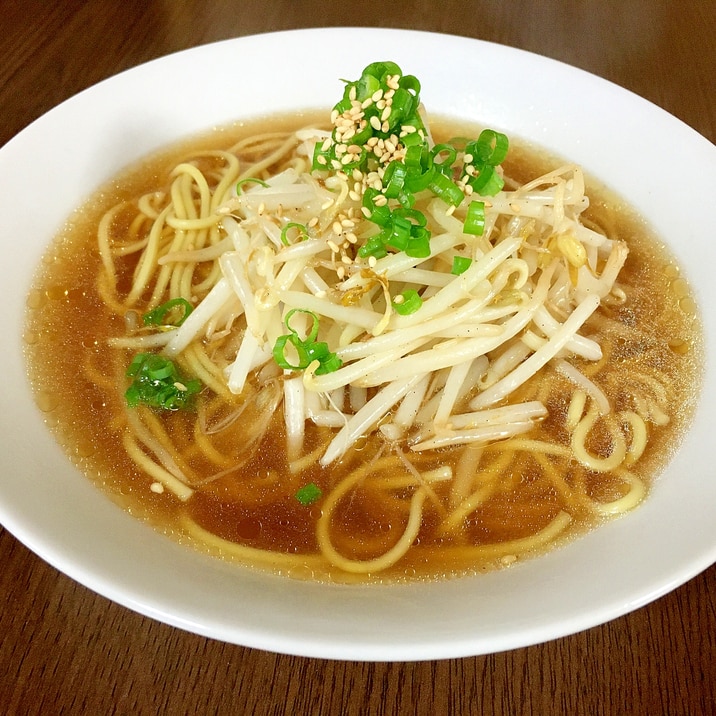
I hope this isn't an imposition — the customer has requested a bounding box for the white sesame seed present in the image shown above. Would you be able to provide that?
[368,256,377,268]
[308,217,319,227]
[372,89,384,102]
[361,207,372,218]
[150,482,165,494]
[327,239,340,252]
[336,265,346,279]
[361,97,374,109]
[321,199,334,210]
[446,204,456,216]
[316,155,327,166]
[349,86,357,101]
[381,121,390,133]
[370,116,382,131]
[332,221,343,234]
[341,255,353,265]
[349,190,361,202]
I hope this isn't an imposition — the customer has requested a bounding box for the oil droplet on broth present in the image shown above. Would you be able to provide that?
[36,390,60,413]
[26,290,47,310]
[679,296,697,317]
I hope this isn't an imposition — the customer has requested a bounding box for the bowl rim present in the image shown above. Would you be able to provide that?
[1,27,715,661]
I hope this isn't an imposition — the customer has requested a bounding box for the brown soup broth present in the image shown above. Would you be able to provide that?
[24,112,703,583]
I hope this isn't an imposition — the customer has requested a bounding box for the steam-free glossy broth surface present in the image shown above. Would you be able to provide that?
[24,112,702,582]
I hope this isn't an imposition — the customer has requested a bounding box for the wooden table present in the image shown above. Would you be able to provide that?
[2,2,714,713]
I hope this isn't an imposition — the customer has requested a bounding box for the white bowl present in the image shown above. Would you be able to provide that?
[1,28,715,661]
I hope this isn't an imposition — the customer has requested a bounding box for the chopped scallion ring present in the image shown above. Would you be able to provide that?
[273,309,342,376]
[142,297,194,327]
[463,200,486,236]
[392,289,423,315]
[451,256,473,275]
[236,178,269,194]
[280,222,309,246]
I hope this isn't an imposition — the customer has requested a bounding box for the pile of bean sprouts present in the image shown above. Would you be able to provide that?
[94,68,686,577]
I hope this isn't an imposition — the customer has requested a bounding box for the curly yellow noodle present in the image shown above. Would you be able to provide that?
[192,422,237,469]
[318,487,428,574]
[171,163,211,217]
[166,214,223,231]
[440,449,515,533]
[488,438,573,458]
[565,389,587,431]
[137,191,165,220]
[122,432,193,501]
[190,258,224,297]
[571,402,627,472]
[97,202,125,289]
[177,342,232,398]
[530,450,583,509]
[440,511,573,563]
[585,468,646,515]
[619,410,648,466]
[127,204,173,305]
[139,408,199,483]
[178,512,326,573]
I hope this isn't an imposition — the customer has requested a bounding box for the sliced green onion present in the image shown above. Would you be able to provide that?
[143,298,194,327]
[236,178,269,194]
[392,289,423,315]
[431,144,458,175]
[463,200,486,236]
[468,166,504,196]
[471,129,509,166]
[296,483,323,505]
[280,222,308,246]
[428,172,464,207]
[383,161,408,199]
[273,309,342,376]
[125,353,201,411]
[318,62,511,262]
[452,256,473,275]
[405,231,431,258]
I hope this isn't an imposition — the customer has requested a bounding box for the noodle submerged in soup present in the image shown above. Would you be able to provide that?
[25,63,702,583]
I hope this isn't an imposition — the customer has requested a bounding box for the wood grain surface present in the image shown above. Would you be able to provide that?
[1,2,714,714]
